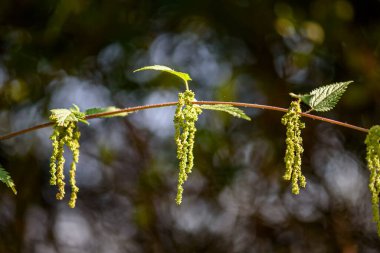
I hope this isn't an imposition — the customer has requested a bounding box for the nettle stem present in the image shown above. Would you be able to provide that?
[0,100,369,141]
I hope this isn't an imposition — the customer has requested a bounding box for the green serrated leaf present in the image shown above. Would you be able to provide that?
[0,167,17,195]
[85,106,129,118]
[50,108,78,126]
[50,105,88,126]
[200,104,251,121]
[308,81,353,112]
[133,65,192,88]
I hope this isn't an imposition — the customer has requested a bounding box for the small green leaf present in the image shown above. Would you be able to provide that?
[50,105,88,126]
[50,109,78,126]
[308,81,353,112]
[200,104,251,121]
[133,65,191,89]
[70,105,88,124]
[85,106,129,118]
[0,167,17,195]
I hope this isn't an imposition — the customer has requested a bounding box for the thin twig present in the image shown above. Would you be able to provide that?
[0,100,369,141]
[194,101,369,133]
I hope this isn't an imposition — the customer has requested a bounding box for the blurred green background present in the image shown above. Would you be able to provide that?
[0,0,380,252]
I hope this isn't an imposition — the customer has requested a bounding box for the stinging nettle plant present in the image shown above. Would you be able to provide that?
[0,65,380,235]
[134,65,251,204]
[49,105,128,207]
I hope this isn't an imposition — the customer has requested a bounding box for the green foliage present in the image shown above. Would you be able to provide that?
[174,90,202,205]
[49,108,77,126]
[43,71,356,210]
[281,100,306,194]
[50,104,88,126]
[291,81,353,112]
[85,106,129,118]
[49,106,84,208]
[134,65,192,89]
[199,104,251,121]
[3,62,375,239]
[365,125,380,236]
[0,166,17,195]
[134,65,253,204]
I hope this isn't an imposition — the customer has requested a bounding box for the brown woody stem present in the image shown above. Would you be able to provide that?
[0,100,368,141]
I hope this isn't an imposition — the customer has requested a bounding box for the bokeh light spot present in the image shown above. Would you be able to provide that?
[335,0,354,21]
[275,18,295,37]
[302,21,325,44]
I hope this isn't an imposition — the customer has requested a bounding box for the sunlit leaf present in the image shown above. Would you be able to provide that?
[291,81,353,112]
[200,104,251,121]
[133,65,192,83]
[308,81,353,112]
[50,105,88,126]
[0,167,17,195]
[50,109,78,126]
[85,106,129,118]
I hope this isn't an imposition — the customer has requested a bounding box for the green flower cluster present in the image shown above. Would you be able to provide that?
[49,119,81,208]
[365,125,380,235]
[174,90,202,205]
[281,100,306,194]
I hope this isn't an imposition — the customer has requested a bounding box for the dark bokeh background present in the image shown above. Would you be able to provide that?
[0,0,380,252]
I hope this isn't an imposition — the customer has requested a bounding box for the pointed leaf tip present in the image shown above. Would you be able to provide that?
[0,167,17,195]
[292,81,354,112]
[308,81,353,112]
[133,65,192,83]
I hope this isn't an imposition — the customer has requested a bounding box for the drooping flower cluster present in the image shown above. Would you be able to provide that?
[49,117,81,208]
[365,125,380,235]
[281,99,306,194]
[173,90,202,205]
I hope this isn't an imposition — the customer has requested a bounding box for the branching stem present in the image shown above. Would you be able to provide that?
[0,100,369,141]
